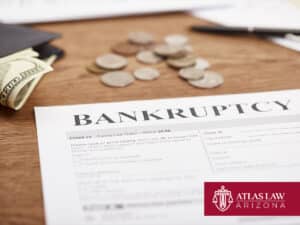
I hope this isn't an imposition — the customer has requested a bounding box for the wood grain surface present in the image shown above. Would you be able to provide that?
[0,13,299,225]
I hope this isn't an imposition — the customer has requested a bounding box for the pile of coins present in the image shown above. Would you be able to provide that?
[86,31,224,88]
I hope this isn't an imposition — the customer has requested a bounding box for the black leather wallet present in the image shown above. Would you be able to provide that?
[0,23,63,60]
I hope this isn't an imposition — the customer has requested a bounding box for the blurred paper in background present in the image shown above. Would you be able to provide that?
[0,0,226,24]
[193,0,300,52]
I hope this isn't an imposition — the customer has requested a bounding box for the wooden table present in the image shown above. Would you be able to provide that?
[0,13,299,225]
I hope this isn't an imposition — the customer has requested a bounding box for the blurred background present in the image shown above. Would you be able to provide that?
[0,0,299,52]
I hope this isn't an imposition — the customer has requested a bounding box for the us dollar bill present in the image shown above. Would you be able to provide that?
[0,48,53,110]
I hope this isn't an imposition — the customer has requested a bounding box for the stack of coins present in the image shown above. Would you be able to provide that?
[86,31,224,89]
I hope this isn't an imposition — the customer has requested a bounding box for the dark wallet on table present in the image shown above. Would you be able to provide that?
[0,23,64,60]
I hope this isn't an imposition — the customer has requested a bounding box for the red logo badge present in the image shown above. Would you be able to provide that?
[205,182,300,216]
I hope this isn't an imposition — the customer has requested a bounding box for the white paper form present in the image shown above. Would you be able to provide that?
[34,90,300,225]
[192,0,300,52]
[0,0,225,24]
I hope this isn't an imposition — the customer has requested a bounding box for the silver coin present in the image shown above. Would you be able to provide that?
[101,71,134,87]
[154,44,185,58]
[128,31,154,45]
[167,55,196,69]
[133,67,160,81]
[136,51,163,64]
[165,34,189,46]
[179,67,205,80]
[195,58,210,70]
[184,45,194,53]
[188,71,224,89]
[96,53,128,70]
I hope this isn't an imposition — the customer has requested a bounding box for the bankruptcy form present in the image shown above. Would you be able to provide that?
[34,90,300,225]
